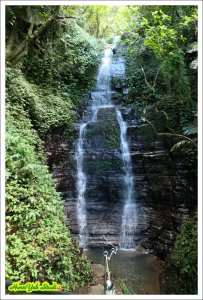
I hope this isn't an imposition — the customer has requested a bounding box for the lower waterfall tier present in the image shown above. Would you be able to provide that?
[46,105,196,256]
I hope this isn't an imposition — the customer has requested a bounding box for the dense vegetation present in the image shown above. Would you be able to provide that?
[5,5,101,291]
[115,6,197,169]
[112,6,198,294]
[6,103,93,290]
[5,4,198,294]
[172,216,197,294]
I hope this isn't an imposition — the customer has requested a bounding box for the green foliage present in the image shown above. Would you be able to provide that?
[119,279,135,294]
[171,142,197,171]
[105,126,120,149]
[24,19,101,87]
[170,140,190,152]
[6,68,76,138]
[141,10,177,56]
[80,6,120,38]
[125,49,164,104]
[86,158,122,173]
[161,49,191,103]
[171,217,197,294]
[120,5,197,170]
[5,6,104,292]
[6,104,93,290]
[171,121,197,170]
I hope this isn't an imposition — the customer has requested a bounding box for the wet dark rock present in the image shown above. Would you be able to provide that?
[45,111,196,259]
[45,54,196,260]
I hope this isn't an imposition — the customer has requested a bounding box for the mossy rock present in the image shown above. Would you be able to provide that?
[85,107,120,151]
[84,155,122,174]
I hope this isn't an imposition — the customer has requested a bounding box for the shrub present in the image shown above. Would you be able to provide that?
[6,104,93,290]
[6,68,76,138]
[171,217,197,294]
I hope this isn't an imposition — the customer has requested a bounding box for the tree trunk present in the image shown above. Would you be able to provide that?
[6,10,76,65]
[6,6,26,61]
[7,18,55,65]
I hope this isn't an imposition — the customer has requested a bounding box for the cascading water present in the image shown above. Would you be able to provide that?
[91,47,113,122]
[116,111,137,249]
[75,41,136,249]
[75,47,113,248]
[76,123,88,248]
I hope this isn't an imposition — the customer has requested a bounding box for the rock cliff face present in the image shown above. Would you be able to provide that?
[81,106,123,247]
[45,54,197,259]
[45,108,196,258]
[127,116,196,258]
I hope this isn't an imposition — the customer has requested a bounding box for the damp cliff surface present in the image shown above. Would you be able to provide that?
[66,46,144,249]
[45,48,196,259]
[81,106,124,247]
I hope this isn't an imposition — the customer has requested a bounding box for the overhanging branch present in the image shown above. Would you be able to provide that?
[140,64,161,93]
[141,114,197,148]
[6,13,76,65]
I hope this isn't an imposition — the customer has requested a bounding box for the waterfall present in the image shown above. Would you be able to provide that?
[75,44,136,249]
[76,123,88,248]
[116,110,137,249]
[91,47,113,122]
[75,47,113,248]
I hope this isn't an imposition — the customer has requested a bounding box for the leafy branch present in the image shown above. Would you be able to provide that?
[141,109,197,149]
[6,7,76,65]
[140,64,162,93]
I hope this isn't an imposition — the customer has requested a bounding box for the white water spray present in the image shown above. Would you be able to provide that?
[76,43,136,249]
[116,110,137,249]
[76,123,88,248]
[75,47,113,248]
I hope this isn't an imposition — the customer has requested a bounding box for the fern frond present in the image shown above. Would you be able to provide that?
[170,140,191,152]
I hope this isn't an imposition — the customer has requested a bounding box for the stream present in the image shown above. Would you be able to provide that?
[86,249,160,294]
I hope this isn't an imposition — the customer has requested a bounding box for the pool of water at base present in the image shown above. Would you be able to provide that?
[85,248,160,294]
